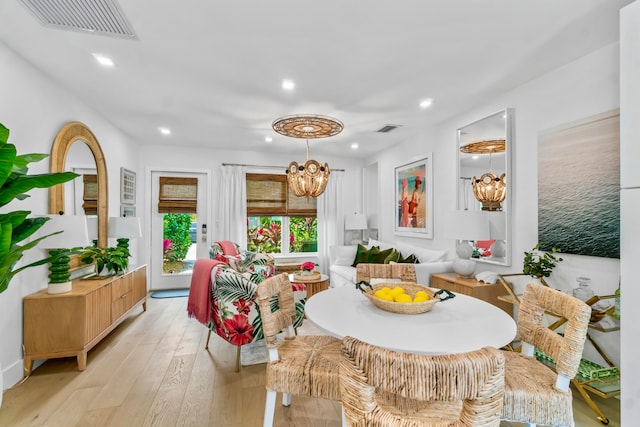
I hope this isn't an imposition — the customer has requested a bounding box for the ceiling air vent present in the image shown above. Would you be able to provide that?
[377,124,402,133]
[20,0,137,39]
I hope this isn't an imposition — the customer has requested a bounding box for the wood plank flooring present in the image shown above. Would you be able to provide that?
[0,295,619,426]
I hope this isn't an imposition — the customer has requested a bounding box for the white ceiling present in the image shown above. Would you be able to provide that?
[0,0,631,159]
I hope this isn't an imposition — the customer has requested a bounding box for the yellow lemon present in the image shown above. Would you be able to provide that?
[390,287,405,297]
[374,290,388,299]
[377,293,394,302]
[415,290,429,299]
[413,295,428,303]
[380,287,392,294]
[394,293,412,303]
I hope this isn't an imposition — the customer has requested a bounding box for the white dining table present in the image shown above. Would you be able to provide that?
[304,286,517,355]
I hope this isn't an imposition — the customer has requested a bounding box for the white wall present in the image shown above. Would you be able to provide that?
[368,42,621,367]
[620,1,640,423]
[0,41,140,389]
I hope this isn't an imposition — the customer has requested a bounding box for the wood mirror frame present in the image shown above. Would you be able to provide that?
[49,121,108,248]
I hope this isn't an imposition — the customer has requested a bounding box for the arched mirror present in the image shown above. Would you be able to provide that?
[49,122,108,248]
[457,109,513,267]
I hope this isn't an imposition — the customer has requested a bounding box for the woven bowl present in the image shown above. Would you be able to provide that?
[363,282,438,315]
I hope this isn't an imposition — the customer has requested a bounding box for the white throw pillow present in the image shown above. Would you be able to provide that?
[332,245,358,266]
[395,242,448,263]
[367,238,394,251]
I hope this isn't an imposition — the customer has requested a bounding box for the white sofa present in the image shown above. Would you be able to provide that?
[329,239,454,288]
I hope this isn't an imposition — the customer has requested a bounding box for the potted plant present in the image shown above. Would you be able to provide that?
[79,245,131,276]
[0,123,79,294]
[522,243,563,280]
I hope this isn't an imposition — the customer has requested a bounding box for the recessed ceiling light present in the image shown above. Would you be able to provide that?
[265,136,273,143]
[351,143,359,149]
[419,99,433,109]
[158,127,171,135]
[92,53,114,67]
[282,79,295,90]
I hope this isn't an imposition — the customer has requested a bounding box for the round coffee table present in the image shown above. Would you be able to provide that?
[289,273,330,299]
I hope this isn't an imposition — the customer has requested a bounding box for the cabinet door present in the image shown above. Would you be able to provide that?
[86,284,112,343]
[132,266,147,304]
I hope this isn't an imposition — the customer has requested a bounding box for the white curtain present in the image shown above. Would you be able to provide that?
[216,165,247,247]
[317,171,344,275]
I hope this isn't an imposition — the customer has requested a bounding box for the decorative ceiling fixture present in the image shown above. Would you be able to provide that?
[460,139,506,211]
[272,114,343,197]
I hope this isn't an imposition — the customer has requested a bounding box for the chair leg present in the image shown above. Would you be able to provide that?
[524,423,536,427]
[235,346,241,372]
[282,393,291,407]
[263,390,277,427]
[341,405,348,427]
[205,329,211,349]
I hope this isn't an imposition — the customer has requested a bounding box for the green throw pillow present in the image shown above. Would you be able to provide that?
[398,252,420,264]
[369,247,394,264]
[384,249,401,264]
[352,244,377,267]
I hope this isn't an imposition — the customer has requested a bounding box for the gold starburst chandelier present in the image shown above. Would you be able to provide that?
[460,139,506,211]
[272,114,343,197]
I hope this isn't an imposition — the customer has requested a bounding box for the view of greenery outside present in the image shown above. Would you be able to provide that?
[163,213,196,274]
[247,216,317,254]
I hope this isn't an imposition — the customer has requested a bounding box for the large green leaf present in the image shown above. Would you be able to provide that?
[0,141,17,188]
[0,171,79,207]
[12,216,49,244]
[13,153,49,169]
[0,123,8,144]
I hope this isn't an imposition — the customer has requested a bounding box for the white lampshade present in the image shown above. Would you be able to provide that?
[488,212,506,240]
[86,216,99,241]
[445,211,490,242]
[34,215,90,249]
[108,216,142,239]
[344,213,368,231]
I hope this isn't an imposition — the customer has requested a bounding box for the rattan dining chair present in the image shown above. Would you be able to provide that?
[256,273,342,427]
[501,282,591,427]
[340,336,505,426]
[355,263,417,284]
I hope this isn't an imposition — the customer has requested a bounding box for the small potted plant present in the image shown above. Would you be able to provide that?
[80,245,131,276]
[522,243,563,280]
[299,261,319,276]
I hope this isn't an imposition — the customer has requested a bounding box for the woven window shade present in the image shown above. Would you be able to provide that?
[246,173,316,216]
[158,177,197,213]
[82,174,98,215]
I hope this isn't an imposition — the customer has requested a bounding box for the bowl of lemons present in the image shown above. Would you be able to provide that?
[363,282,439,314]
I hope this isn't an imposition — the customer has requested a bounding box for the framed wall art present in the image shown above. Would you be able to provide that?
[538,110,620,258]
[394,155,433,239]
[120,167,136,205]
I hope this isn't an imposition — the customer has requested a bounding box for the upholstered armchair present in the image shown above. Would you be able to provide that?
[204,241,306,372]
[209,240,275,278]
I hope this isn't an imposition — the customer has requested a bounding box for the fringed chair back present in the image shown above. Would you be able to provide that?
[500,282,591,426]
[256,273,343,427]
[355,263,417,284]
[517,282,591,380]
[340,336,505,426]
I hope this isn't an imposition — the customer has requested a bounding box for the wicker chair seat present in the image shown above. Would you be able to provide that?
[502,351,573,426]
[266,335,342,401]
[375,399,464,426]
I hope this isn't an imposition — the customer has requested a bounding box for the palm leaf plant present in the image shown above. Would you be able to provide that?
[0,123,79,294]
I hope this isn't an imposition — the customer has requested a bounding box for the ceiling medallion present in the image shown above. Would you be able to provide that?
[460,139,506,211]
[272,114,343,198]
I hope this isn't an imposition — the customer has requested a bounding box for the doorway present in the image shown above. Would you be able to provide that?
[150,171,209,290]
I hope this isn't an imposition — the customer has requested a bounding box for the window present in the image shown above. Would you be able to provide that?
[246,173,318,255]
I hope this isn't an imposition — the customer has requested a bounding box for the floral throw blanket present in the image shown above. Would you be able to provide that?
[209,264,306,347]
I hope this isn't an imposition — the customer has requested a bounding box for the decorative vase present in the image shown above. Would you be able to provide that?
[98,266,117,277]
[452,258,476,278]
[48,281,72,294]
[573,277,594,302]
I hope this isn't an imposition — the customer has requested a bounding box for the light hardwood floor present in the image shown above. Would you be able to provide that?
[0,295,619,426]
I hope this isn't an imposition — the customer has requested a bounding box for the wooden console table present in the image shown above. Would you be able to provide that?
[430,272,512,315]
[23,265,147,375]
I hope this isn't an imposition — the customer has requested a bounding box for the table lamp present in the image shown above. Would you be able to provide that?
[34,215,90,294]
[344,212,368,245]
[445,211,490,277]
[108,216,142,252]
